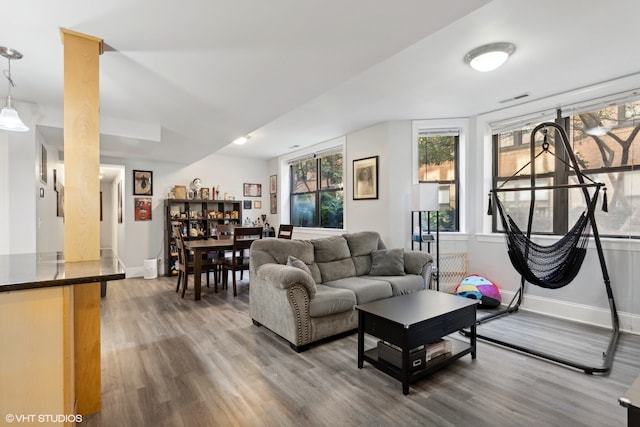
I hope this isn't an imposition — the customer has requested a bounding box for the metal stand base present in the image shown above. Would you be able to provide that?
[461,287,619,374]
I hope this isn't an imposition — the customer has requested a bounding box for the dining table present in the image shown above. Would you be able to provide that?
[184,238,234,300]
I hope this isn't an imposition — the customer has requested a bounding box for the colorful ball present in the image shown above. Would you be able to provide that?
[455,274,502,308]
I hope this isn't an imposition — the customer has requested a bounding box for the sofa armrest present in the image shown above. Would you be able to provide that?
[255,263,317,298]
[404,250,434,278]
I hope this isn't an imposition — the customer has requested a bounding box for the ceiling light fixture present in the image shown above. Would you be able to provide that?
[0,46,28,132]
[464,42,516,72]
[233,135,250,145]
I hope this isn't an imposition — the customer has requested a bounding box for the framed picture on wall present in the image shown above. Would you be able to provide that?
[254,200,262,209]
[270,193,277,214]
[117,182,123,223]
[353,156,378,200]
[270,175,277,194]
[134,197,152,221]
[244,200,252,210]
[40,144,48,184]
[243,183,262,197]
[133,170,153,195]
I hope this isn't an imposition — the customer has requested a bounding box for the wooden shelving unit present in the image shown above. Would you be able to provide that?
[164,199,242,276]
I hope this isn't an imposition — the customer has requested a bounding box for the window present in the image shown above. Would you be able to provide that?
[290,151,343,228]
[417,131,459,231]
[493,98,640,237]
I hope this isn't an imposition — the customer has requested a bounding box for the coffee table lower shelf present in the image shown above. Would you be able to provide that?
[362,339,472,389]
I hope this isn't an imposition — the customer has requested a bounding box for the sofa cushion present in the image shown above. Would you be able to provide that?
[344,231,386,276]
[251,239,323,283]
[364,274,425,296]
[369,248,405,276]
[309,284,357,317]
[323,276,392,304]
[286,255,313,278]
[312,235,356,283]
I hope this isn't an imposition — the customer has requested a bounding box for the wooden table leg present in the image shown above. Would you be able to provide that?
[193,249,202,301]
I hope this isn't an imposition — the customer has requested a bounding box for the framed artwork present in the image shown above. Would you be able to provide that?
[40,144,48,184]
[243,183,262,197]
[134,197,152,221]
[270,175,277,194]
[353,156,378,200]
[133,170,153,195]
[270,193,277,214]
[56,185,65,218]
[117,182,123,223]
[201,187,210,200]
[254,200,262,209]
[174,185,187,200]
[243,200,252,210]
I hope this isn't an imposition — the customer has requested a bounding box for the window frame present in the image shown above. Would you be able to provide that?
[492,100,640,238]
[414,128,462,232]
[288,148,344,229]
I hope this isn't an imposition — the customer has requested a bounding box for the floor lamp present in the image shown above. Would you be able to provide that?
[411,183,439,291]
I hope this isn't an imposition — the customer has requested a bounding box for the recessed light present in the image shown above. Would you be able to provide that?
[464,42,516,72]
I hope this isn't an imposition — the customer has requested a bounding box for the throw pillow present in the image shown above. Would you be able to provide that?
[369,248,405,276]
[287,255,313,277]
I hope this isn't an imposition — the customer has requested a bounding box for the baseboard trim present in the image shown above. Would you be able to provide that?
[498,290,640,335]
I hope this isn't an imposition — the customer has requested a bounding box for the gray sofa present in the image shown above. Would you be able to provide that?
[249,231,434,351]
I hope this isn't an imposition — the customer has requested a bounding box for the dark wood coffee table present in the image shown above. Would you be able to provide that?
[356,289,477,395]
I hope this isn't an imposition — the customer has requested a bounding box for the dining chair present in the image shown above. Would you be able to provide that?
[277,224,294,239]
[221,226,263,296]
[173,225,213,298]
[211,223,235,288]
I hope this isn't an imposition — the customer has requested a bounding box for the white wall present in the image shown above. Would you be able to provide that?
[36,131,63,254]
[1,127,38,255]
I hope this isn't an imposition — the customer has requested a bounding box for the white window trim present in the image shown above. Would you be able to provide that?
[278,136,346,230]
[412,118,469,234]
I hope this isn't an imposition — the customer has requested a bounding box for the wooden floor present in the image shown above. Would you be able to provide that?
[80,276,640,427]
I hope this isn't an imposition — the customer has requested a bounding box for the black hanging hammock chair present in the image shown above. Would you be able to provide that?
[464,122,619,375]
[494,185,598,289]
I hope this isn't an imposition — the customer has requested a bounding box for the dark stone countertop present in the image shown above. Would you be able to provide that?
[0,250,125,293]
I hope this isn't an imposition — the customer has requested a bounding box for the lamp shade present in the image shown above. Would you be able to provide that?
[411,183,439,211]
[0,105,29,132]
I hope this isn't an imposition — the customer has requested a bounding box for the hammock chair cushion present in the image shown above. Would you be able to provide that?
[455,274,502,308]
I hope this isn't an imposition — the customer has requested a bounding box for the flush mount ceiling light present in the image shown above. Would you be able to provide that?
[233,135,250,145]
[464,42,516,72]
[0,46,29,132]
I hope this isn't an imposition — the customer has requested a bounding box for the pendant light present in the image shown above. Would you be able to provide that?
[0,47,29,132]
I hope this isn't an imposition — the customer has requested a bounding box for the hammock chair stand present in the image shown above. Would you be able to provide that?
[463,122,620,374]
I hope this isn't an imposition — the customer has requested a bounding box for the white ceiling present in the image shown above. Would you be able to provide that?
[5,0,640,164]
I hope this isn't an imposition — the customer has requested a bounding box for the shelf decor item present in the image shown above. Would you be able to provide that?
[133,170,153,195]
[201,187,209,200]
[174,185,187,200]
[353,156,378,200]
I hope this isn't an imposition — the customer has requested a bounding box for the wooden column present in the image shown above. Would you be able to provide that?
[60,28,104,415]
